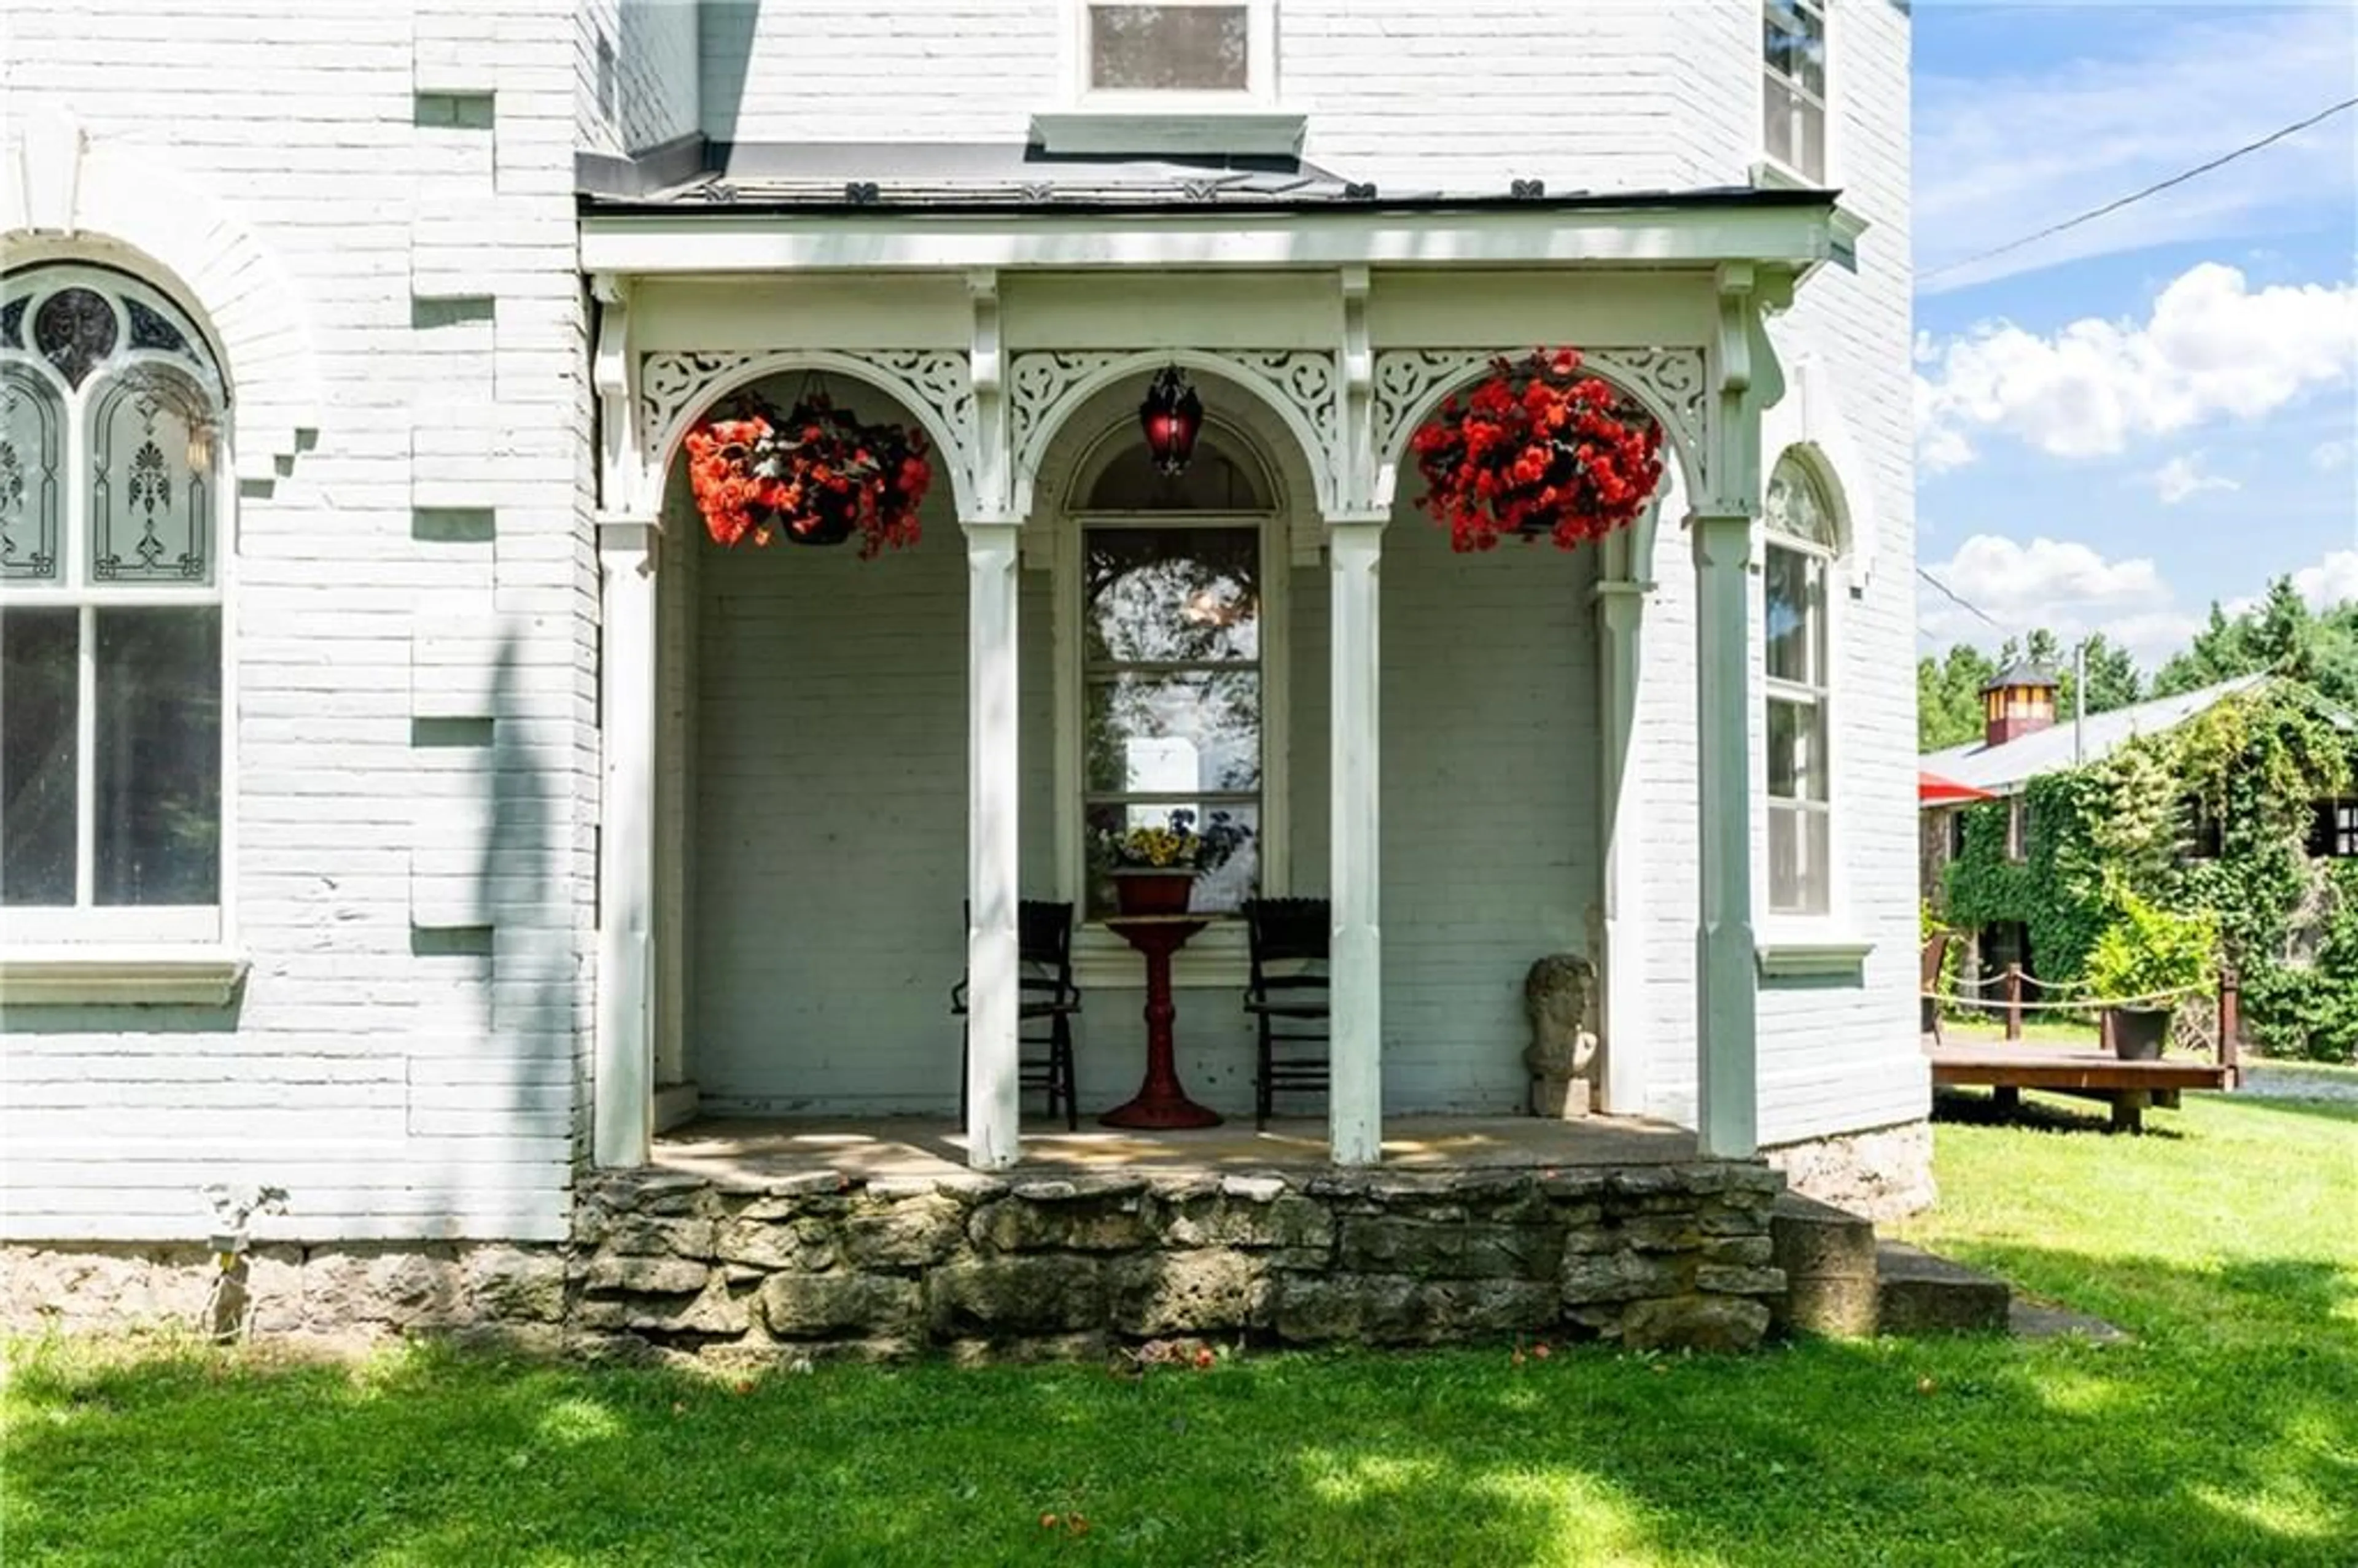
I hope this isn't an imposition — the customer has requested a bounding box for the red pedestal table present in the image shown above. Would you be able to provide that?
[1097,915,1223,1129]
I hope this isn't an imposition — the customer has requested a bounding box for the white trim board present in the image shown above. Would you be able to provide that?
[580,206,1843,276]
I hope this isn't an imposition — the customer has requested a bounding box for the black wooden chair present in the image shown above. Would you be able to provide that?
[951,900,1083,1130]
[1242,896,1331,1128]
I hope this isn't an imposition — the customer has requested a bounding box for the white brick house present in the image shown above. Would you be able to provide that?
[1,0,1927,1262]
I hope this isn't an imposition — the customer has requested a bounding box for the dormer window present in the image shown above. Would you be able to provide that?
[1075,1,1275,104]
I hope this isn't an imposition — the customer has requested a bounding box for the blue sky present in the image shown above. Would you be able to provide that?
[1911,1,2358,667]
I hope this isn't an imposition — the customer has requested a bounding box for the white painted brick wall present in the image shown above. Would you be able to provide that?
[1635,0,1924,1143]
[1,0,596,1245]
[692,1,1896,196]
[1379,507,1603,1111]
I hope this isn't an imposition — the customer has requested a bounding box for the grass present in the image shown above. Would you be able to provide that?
[7,1092,2354,1567]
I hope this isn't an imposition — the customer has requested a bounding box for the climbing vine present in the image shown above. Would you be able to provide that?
[1943,686,2358,1060]
[1943,770,2112,988]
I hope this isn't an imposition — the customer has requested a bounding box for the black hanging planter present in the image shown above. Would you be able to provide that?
[780,509,857,548]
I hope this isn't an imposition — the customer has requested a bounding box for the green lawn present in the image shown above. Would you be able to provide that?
[7,1091,2354,1567]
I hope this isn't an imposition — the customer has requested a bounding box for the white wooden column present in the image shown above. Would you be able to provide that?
[963,520,1023,1171]
[594,516,660,1169]
[1592,556,1651,1116]
[1328,516,1385,1166]
[1692,508,1759,1157]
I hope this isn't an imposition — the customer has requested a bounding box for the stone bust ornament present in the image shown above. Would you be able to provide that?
[1523,953,1601,1119]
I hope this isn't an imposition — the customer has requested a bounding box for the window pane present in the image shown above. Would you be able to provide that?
[2,607,79,905]
[1764,546,1824,687]
[1084,526,1259,664]
[2,367,63,582]
[91,367,216,585]
[1769,803,1830,917]
[1090,4,1250,91]
[1084,801,1259,920]
[1762,2,1825,96]
[1764,78,1824,180]
[1767,697,1826,804]
[1766,454,1837,548]
[1086,670,1261,793]
[95,607,220,906]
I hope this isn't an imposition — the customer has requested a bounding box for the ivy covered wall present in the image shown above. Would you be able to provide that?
[1940,688,2358,1062]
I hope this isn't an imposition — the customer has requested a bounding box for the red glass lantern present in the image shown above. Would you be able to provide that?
[1138,365,1204,476]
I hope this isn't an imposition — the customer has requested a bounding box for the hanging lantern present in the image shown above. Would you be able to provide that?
[1138,365,1203,476]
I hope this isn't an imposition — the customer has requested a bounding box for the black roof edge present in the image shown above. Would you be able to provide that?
[576,184,1843,220]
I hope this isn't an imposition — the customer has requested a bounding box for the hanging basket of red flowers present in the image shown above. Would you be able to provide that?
[683,387,932,560]
[1409,349,1665,554]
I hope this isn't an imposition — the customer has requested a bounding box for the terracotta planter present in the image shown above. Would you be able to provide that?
[1111,870,1196,917]
[2106,1006,2171,1062]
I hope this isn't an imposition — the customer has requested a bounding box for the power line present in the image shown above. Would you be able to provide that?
[1916,565,2008,634]
[1921,95,2358,282]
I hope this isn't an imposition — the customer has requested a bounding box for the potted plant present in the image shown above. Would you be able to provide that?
[2082,891,2219,1060]
[683,388,932,559]
[1099,809,1251,917]
[1409,348,1665,553]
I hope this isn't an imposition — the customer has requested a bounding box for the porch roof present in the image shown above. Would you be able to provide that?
[579,146,1853,274]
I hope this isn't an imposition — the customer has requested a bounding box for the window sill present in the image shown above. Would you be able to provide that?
[1748,157,1827,193]
[1754,930,1874,980]
[0,947,249,1007]
[1030,110,1307,158]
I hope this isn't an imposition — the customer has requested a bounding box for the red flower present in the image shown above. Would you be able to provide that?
[684,392,931,559]
[1409,349,1662,554]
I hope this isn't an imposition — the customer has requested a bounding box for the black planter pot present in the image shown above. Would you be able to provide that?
[2106,1006,2171,1061]
[784,510,857,547]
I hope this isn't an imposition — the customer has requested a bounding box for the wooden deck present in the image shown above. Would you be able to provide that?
[1929,1041,2235,1131]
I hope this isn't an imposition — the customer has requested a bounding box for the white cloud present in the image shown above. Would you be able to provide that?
[2291,549,2358,611]
[2313,439,2352,472]
[1915,263,2358,469]
[1917,9,2358,293]
[1919,534,2198,667]
[2147,453,2239,505]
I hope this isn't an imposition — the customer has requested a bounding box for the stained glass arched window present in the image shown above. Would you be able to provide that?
[0,264,227,929]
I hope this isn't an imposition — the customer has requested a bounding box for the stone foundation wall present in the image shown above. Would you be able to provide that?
[3,1162,1788,1358]
[1,1243,569,1350]
[1766,1120,1936,1222]
[569,1162,1785,1361]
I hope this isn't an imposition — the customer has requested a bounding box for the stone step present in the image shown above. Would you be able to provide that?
[1875,1241,2012,1335]
[1770,1192,1880,1338]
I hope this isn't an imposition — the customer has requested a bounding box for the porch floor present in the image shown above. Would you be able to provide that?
[652,1113,1702,1186]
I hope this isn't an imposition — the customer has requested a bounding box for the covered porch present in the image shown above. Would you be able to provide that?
[582,187,1849,1174]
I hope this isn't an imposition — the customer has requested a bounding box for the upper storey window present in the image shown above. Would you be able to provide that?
[1762,1,1828,182]
[1076,2,1275,104]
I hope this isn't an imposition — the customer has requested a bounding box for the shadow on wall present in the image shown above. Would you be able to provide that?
[697,1,763,152]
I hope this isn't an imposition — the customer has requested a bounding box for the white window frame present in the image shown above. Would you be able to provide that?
[0,263,239,979]
[1757,0,1832,188]
[1053,422,1290,988]
[1066,0,1278,111]
[1754,449,1862,974]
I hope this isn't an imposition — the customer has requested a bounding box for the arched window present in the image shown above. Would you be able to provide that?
[1068,422,1278,922]
[1,264,227,936]
[1763,451,1839,918]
